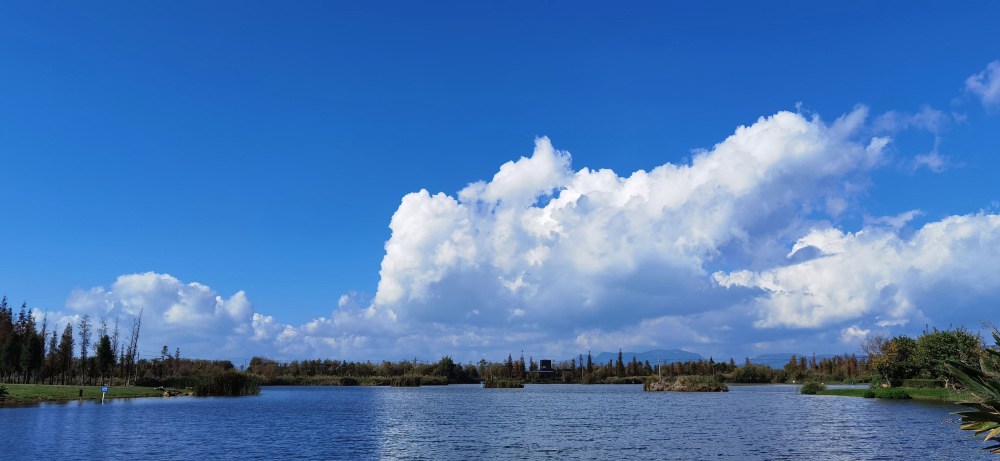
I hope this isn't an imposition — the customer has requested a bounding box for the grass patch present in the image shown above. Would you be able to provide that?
[0,383,167,402]
[817,387,972,402]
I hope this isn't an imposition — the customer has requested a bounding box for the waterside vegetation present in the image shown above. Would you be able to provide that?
[644,375,728,392]
[947,327,1000,454]
[0,294,260,400]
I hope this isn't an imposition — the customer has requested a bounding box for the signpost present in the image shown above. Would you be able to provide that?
[101,386,109,403]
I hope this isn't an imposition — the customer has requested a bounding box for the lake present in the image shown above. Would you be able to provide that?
[0,384,991,460]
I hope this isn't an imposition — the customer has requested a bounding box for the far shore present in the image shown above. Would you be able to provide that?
[2,382,976,406]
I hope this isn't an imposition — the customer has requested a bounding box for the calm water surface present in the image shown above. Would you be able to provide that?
[0,384,990,460]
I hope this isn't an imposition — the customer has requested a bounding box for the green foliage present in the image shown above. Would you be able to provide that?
[0,384,8,401]
[729,364,775,383]
[96,335,114,383]
[916,326,983,385]
[902,378,945,389]
[947,327,1000,455]
[191,370,261,396]
[862,386,912,399]
[800,382,826,394]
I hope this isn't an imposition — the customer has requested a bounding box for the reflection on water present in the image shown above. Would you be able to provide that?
[0,384,989,460]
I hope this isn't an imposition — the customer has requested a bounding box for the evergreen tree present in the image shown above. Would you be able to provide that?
[45,329,58,384]
[96,335,114,385]
[615,349,625,377]
[57,323,74,385]
[0,296,11,346]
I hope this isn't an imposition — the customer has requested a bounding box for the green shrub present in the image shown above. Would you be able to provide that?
[338,376,359,386]
[191,370,261,396]
[482,379,524,388]
[901,378,944,389]
[0,384,8,402]
[800,382,826,395]
[863,387,911,399]
[947,327,1000,454]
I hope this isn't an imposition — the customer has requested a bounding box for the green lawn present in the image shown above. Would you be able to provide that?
[817,387,974,402]
[1,383,169,403]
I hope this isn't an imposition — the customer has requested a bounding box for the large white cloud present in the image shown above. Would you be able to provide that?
[370,109,885,330]
[51,105,998,363]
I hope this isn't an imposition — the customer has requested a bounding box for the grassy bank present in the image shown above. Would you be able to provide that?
[0,384,168,403]
[817,387,973,402]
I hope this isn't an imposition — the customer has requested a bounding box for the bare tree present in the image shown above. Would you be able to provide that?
[96,317,108,350]
[125,309,142,386]
[861,333,890,385]
[110,317,120,382]
[78,314,92,385]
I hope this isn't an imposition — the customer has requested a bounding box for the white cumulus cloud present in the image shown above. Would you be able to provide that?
[50,104,999,363]
[63,272,264,358]
[966,60,1000,107]
[360,108,895,358]
[714,213,1000,330]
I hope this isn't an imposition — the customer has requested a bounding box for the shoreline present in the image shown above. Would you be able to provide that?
[0,383,184,405]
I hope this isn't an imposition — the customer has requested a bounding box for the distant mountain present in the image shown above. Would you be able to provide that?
[578,349,704,366]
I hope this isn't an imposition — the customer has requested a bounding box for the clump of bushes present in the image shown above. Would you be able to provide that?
[0,384,8,402]
[645,375,728,392]
[800,382,826,395]
[390,375,421,387]
[482,379,524,388]
[420,375,448,386]
[863,387,912,399]
[191,370,262,396]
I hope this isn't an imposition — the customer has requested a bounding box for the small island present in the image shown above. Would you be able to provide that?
[644,375,728,392]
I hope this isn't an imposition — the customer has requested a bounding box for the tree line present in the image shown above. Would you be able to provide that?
[2,288,987,392]
[243,326,988,389]
[0,295,144,386]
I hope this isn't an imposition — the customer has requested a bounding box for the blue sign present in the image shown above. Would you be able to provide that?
[101,386,109,393]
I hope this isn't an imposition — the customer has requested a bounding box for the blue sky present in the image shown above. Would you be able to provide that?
[2,2,999,363]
